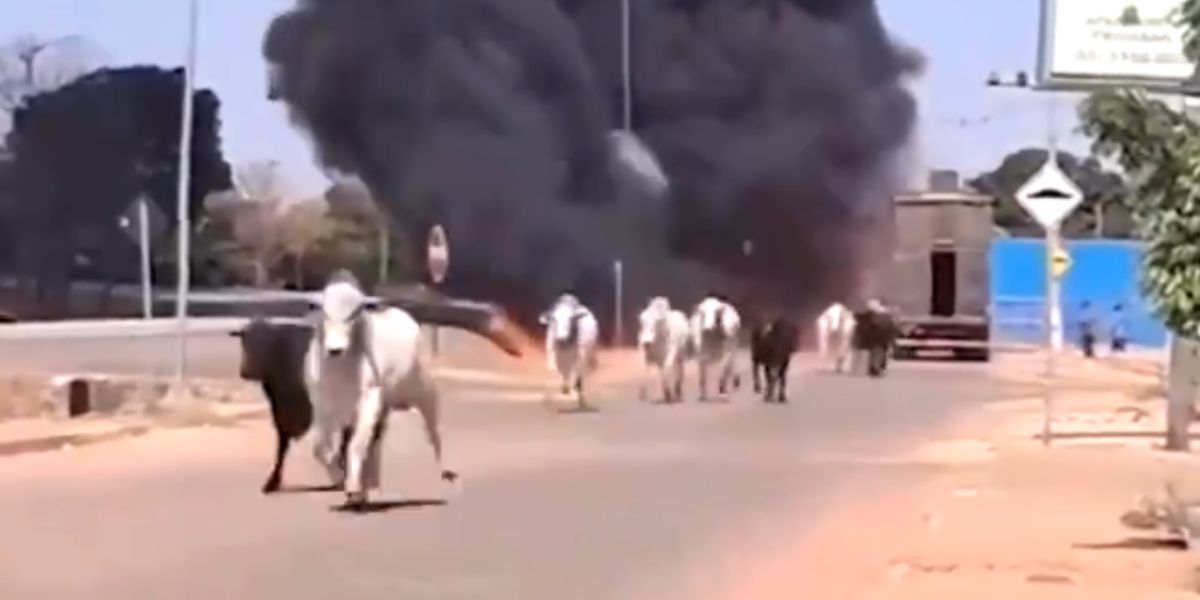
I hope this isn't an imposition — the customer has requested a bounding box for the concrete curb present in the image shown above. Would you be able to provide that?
[0,423,151,457]
[0,404,270,459]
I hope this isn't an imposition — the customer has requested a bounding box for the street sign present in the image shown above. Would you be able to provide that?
[1015,157,1083,228]
[1050,247,1072,279]
[427,224,449,285]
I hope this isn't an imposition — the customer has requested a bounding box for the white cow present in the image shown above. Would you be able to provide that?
[307,272,454,509]
[540,293,600,410]
[816,302,856,373]
[636,296,691,403]
[690,295,742,401]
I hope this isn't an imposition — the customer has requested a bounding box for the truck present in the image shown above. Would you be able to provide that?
[882,171,994,361]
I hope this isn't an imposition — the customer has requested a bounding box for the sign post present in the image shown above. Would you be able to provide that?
[118,195,167,319]
[427,225,449,357]
[1015,154,1083,446]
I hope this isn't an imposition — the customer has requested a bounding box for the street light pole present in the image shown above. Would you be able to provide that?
[174,0,198,394]
[620,0,632,131]
[138,196,152,319]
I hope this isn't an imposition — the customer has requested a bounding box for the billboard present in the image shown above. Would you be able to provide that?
[1039,0,1195,90]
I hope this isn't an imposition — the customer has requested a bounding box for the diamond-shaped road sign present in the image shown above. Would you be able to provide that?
[117,196,169,244]
[1015,156,1083,229]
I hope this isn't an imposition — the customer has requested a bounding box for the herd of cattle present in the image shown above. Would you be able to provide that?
[230,271,899,510]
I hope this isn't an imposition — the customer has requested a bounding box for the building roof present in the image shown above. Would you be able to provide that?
[893,190,993,205]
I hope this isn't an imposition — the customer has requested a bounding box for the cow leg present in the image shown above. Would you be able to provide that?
[752,360,762,393]
[574,370,586,410]
[361,415,388,492]
[344,387,385,509]
[718,359,728,395]
[659,367,671,403]
[311,422,346,488]
[718,352,735,395]
[762,365,773,403]
[263,429,289,494]
[672,362,684,402]
[776,361,790,403]
[416,392,457,483]
[697,363,708,401]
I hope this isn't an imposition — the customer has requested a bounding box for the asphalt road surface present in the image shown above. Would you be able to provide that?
[0,334,1009,599]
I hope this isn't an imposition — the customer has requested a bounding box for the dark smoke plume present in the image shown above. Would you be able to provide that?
[264,0,920,334]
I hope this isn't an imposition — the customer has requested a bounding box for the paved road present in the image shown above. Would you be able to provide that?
[0,350,1009,599]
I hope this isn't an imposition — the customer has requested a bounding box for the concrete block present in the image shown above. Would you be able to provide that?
[0,373,259,422]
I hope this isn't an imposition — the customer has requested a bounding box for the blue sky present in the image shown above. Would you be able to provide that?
[1,0,1093,196]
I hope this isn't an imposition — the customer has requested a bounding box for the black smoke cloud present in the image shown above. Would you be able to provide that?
[264,0,920,334]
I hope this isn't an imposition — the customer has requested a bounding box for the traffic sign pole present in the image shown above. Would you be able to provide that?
[427,225,449,358]
[1014,152,1083,447]
[1044,223,1062,447]
[138,197,152,319]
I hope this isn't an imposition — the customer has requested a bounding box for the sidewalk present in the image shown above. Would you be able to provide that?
[0,402,268,458]
[725,351,1200,599]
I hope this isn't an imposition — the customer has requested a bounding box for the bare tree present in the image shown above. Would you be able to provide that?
[228,160,291,286]
[0,35,97,116]
[276,199,330,288]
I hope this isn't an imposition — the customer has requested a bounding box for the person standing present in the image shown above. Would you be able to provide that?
[1110,303,1128,354]
[1079,301,1097,358]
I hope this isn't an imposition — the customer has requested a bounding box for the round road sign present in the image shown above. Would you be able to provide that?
[427,225,449,284]
[1050,247,1072,279]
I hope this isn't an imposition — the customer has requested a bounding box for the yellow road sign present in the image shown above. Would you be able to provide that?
[1050,247,1072,279]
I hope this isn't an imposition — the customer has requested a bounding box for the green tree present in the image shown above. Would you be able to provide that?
[1078,88,1200,335]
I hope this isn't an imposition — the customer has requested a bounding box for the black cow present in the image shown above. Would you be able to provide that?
[229,295,525,495]
[750,316,800,403]
[230,318,349,494]
[852,307,900,377]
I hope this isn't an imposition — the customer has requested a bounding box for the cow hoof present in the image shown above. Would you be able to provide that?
[261,477,281,494]
[342,492,368,511]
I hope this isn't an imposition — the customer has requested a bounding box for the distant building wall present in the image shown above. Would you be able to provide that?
[989,238,1168,348]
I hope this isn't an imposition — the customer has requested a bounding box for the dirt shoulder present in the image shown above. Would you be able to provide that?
[716,350,1200,599]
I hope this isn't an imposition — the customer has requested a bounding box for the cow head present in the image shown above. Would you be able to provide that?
[543,294,583,345]
[637,296,671,348]
[314,278,378,358]
[695,297,727,333]
[229,317,275,381]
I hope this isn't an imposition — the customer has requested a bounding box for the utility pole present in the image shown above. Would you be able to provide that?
[613,260,624,347]
[138,195,153,319]
[620,0,632,131]
[173,0,198,396]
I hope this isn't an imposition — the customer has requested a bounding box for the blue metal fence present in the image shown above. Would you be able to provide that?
[989,239,1168,348]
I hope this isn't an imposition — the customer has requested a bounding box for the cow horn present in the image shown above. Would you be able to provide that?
[378,291,524,357]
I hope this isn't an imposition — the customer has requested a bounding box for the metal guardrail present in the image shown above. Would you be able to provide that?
[0,317,253,340]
